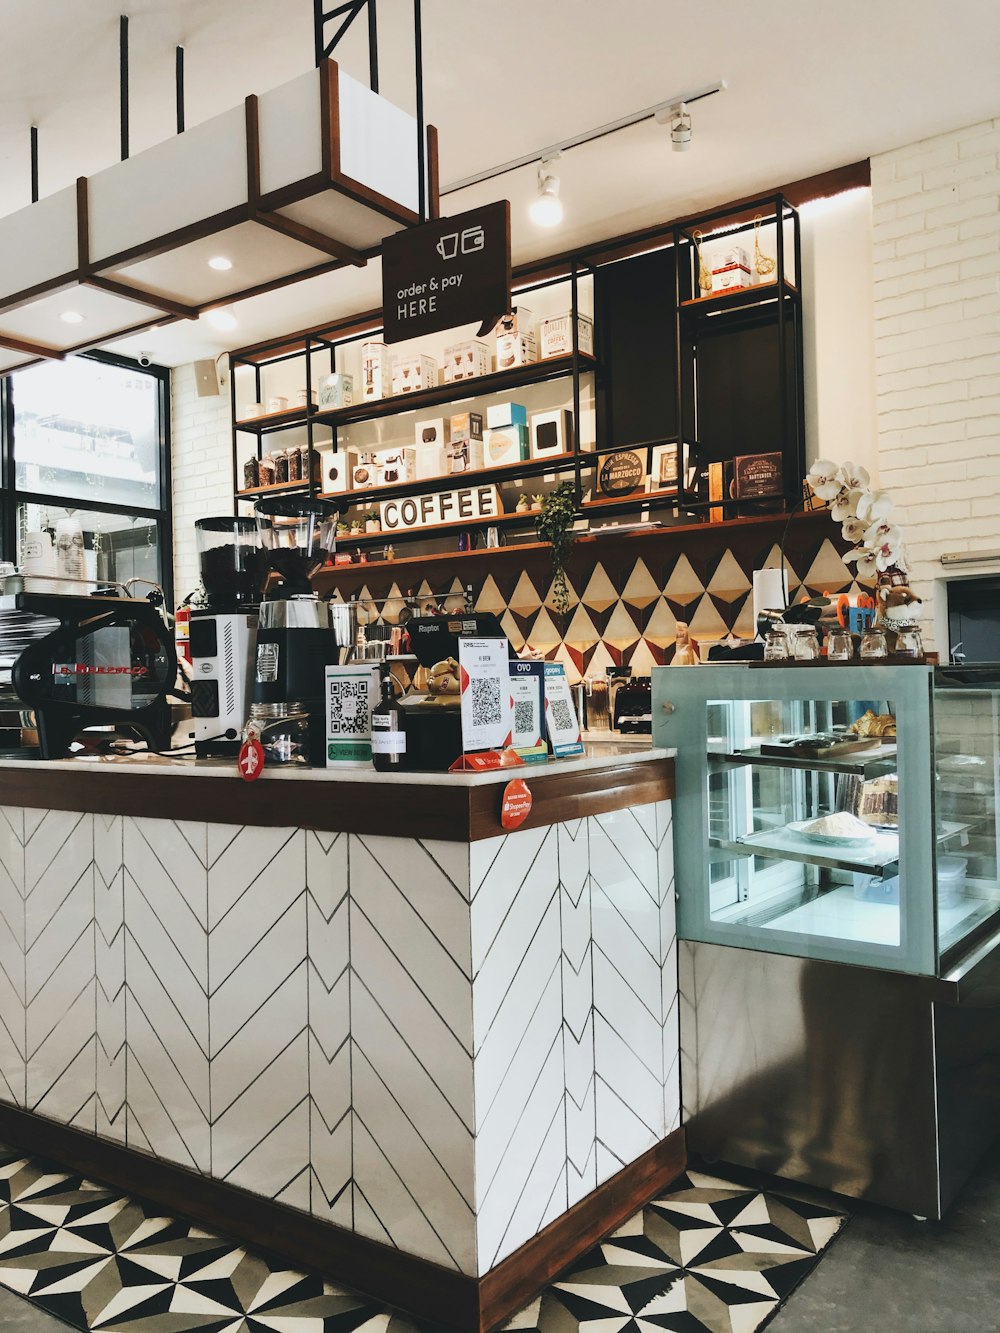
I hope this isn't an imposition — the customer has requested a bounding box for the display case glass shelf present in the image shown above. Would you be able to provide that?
[655,664,1000,977]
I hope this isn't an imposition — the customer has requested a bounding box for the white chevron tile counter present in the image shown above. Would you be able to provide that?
[0,752,680,1332]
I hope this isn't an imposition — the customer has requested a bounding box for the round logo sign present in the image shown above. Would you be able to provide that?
[598,450,644,499]
[501,778,532,831]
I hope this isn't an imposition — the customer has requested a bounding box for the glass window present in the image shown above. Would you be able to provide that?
[13,358,161,509]
[16,503,161,592]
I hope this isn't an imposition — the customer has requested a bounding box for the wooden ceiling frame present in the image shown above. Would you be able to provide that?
[0,59,439,375]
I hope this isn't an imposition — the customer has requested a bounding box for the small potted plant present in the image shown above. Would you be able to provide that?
[531,493,544,510]
[515,493,530,514]
[337,521,349,537]
[349,517,363,537]
[365,509,381,534]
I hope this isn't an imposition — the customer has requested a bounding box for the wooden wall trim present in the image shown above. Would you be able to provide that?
[0,757,673,839]
[0,1101,684,1333]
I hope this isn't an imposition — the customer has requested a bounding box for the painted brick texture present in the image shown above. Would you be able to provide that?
[170,362,233,602]
[872,118,1000,648]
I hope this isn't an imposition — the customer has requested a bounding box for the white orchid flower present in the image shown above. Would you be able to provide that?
[842,546,870,564]
[855,549,879,581]
[839,462,871,492]
[856,489,895,524]
[864,521,901,549]
[831,488,864,522]
[806,459,844,502]
[875,545,902,573]
[841,517,867,543]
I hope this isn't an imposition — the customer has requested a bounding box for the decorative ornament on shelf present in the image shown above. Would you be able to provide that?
[536,481,577,619]
[692,229,713,295]
[673,621,701,666]
[753,215,777,279]
[806,459,922,631]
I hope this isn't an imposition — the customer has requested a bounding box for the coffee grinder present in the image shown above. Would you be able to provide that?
[251,496,341,765]
[190,517,262,757]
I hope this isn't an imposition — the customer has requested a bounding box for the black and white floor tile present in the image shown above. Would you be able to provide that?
[0,1149,846,1333]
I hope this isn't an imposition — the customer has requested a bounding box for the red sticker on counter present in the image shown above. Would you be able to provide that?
[238,736,265,782]
[501,778,532,830]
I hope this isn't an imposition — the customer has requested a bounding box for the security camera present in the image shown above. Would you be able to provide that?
[136,351,152,368]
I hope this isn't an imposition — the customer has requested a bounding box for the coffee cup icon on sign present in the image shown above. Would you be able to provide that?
[461,225,485,254]
[436,232,459,261]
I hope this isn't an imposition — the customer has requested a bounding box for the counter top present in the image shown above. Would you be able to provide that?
[0,744,675,841]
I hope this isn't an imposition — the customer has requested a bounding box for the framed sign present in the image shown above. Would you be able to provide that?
[379,484,502,533]
[597,449,646,500]
[381,201,512,344]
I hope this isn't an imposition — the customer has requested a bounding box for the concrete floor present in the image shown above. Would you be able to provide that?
[769,1139,1000,1333]
[0,1284,67,1329]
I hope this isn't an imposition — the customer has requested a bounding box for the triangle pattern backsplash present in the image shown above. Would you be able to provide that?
[335,517,853,683]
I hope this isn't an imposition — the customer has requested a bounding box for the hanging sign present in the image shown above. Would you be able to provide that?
[501,778,533,830]
[380,484,502,533]
[381,201,512,344]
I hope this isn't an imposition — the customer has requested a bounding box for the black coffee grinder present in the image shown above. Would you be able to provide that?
[251,496,341,765]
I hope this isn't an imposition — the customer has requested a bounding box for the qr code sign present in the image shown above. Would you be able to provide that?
[471,675,502,727]
[328,678,370,735]
[513,700,535,737]
[550,698,576,733]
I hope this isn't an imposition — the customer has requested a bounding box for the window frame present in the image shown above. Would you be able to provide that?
[0,349,172,607]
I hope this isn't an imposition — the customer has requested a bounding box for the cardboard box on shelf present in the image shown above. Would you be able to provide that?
[486,401,527,430]
[449,411,483,441]
[442,340,491,382]
[415,419,447,477]
[530,409,573,459]
[480,424,529,468]
[324,452,350,493]
[361,341,389,400]
[351,454,383,489]
[391,353,438,395]
[496,330,537,370]
[317,373,353,409]
[539,312,595,359]
[497,306,534,338]
[376,447,417,486]
[711,262,752,292]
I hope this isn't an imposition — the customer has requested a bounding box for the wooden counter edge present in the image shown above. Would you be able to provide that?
[0,1101,685,1333]
[0,757,675,841]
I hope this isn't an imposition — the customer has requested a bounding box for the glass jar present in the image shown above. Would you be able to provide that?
[826,628,854,661]
[859,627,889,660]
[243,456,259,490]
[764,628,789,661]
[894,627,923,659]
[274,450,290,484]
[793,628,820,662]
[249,702,309,766]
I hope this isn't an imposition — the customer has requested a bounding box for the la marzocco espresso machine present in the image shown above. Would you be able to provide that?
[0,585,176,758]
[189,518,263,757]
[251,496,342,765]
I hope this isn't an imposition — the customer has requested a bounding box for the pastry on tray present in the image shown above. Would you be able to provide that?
[849,709,896,738]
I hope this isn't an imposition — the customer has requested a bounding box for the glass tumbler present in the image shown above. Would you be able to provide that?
[764,629,789,661]
[827,628,854,661]
[859,627,888,660]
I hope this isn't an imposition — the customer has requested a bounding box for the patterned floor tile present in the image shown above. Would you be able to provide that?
[0,1146,845,1333]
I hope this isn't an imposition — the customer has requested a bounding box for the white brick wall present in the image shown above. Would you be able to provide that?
[170,362,233,603]
[872,118,1000,650]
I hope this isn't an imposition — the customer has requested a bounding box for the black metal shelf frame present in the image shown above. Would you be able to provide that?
[229,261,600,531]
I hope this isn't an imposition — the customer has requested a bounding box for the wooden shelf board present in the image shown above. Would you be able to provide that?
[236,479,312,499]
[235,405,318,431]
[315,539,551,580]
[680,280,798,312]
[313,354,594,429]
[320,451,593,507]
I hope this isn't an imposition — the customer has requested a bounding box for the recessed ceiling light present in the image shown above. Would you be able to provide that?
[60,311,84,324]
[208,256,233,271]
[206,307,238,332]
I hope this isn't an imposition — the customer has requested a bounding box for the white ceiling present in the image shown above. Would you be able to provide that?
[0,0,997,367]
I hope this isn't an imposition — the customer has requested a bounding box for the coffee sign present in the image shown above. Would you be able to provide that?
[381,201,512,344]
[380,484,502,532]
[597,449,646,500]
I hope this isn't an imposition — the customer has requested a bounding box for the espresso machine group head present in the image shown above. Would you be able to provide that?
[189,517,264,757]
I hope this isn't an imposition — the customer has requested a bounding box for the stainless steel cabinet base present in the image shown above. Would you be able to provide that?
[680,940,1000,1219]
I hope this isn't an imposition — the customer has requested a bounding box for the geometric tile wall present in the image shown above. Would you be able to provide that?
[0,799,678,1280]
[330,517,859,682]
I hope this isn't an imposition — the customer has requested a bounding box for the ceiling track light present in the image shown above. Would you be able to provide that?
[529,155,563,228]
[668,102,692,152]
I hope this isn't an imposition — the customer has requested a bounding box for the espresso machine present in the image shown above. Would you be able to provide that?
[189,518,263,758]
[251,496,341,764]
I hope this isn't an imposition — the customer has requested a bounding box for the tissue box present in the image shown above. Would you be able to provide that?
[392,353,438,395]
[361,342,389,400]
[317,373,353,408]
[486,401,527,429]
[443,340,491,382]
[480,425,529,467]
[530,409,573,459]
[539,312,594,359]
[496,331,536,370]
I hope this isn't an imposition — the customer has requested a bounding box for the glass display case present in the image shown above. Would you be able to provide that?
[654,664,1000,977]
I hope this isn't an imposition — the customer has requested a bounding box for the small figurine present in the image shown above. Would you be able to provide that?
[673,621,701,666]
[877,583,923,652]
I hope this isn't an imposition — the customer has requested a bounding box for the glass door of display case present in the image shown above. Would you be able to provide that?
[659,665,938,976]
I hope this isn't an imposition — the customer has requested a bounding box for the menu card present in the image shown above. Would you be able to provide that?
[543,663,585,757]
[458,638,513,753]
